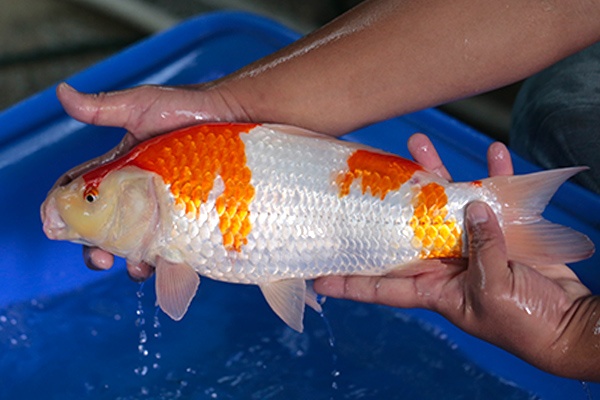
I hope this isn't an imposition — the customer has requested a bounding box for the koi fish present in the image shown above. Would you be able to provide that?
[41,123,594,332]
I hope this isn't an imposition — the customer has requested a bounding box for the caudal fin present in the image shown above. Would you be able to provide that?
[483,167,594,265]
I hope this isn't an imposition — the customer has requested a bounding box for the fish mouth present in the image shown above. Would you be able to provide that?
[41,195,81,242]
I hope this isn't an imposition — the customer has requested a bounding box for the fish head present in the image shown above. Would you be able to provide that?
[41,166,159,258]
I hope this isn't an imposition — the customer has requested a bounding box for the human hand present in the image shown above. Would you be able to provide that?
[54,82,250,278]
[314,134,600,380]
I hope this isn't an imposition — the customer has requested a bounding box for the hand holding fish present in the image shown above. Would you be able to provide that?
[314,137,600,381]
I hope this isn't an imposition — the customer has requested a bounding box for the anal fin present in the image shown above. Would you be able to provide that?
[155,257,200,321]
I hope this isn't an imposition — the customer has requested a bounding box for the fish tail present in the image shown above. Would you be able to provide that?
[482,167,594,265]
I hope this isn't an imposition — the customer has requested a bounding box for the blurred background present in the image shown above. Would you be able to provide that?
[1,0,517,142]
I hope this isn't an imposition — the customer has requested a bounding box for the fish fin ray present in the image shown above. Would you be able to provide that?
[155,257,200,321]
[504,221,594,265]
[305,281,323,313]
[483,167,594,264]
[259,279,307,333]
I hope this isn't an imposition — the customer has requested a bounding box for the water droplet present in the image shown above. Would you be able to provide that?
[84,382,95,393]
[319,310,340,394]
[581,380,593,400]
[137,344,149,357]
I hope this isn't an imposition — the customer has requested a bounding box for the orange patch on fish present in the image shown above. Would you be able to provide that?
[409,182,462,258]
[84,123,257,252]
[337,149,423,199]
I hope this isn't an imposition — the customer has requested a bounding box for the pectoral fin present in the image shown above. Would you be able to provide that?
[155,257,200,321]
[260,279,307,333]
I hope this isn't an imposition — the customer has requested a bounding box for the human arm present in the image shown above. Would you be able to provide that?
[59,0,600,136]
[314,136,600,381]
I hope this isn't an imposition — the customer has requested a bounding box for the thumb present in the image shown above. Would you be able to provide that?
[465,201,510,294]
[56,83,226,137]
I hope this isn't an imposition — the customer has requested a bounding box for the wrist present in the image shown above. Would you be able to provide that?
[545,295,600,381]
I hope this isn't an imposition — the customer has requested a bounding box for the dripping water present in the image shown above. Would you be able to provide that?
[133,284,166,397]
[318,308,340,399]
[134,285,149,377]
[581,381,594,400]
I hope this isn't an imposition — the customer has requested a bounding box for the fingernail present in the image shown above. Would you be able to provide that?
[467,202,489,224]
[58,82,75,92]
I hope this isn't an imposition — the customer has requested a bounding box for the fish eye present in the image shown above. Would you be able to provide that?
[84,187,99,203]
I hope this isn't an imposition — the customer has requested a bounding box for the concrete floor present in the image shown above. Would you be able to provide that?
[1,0,514,142]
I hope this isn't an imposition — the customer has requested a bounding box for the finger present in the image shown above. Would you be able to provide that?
[314,275,422,308]
[407,133,452,180]
[486,141,514,177]
[127,261,155,282]
[58,83,149,130]
[314,261,459,309]
[83,246,114,271]
[464,202,510,294]
[57,83,213,137]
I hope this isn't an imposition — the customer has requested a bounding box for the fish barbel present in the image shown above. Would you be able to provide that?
[41,123,594,331]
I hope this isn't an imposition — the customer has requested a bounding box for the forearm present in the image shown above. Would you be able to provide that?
[215,0,600,135]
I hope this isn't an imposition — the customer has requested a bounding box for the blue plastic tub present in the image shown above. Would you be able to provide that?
[1,12,598,399]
